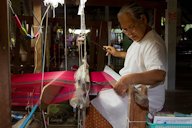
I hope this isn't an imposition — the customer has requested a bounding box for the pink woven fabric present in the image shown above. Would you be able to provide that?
[12,71,114,106]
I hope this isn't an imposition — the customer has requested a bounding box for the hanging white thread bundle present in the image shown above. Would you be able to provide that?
[69,2,90,126]
[69,0,90,110]
[70,58,90,109]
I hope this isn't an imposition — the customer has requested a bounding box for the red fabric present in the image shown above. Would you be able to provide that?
[11,71,114,106]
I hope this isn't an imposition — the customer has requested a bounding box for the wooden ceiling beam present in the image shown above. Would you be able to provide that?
[66,0,167,9]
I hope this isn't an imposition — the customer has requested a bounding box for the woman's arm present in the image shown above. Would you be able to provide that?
[103,46,127,58]
[114,69,166,96]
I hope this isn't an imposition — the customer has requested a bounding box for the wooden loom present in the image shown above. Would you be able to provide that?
[85,85,148,128]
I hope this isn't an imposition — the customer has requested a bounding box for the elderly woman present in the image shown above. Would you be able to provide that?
[86,2,167,128]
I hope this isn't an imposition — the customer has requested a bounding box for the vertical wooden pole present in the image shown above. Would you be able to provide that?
[33,0,42,73]
[165,0,177,90]
[89,27,97,70]
[0,0,11,127]
[97,22,108,71]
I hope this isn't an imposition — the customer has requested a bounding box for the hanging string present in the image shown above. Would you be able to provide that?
[8,0,40,39]
[17,1,64,128]
[78,43,82,66]
[81,11,87,62]
[78,0,87,64]
[32,11,41,25]
[39,6,50,128]
[38,0,65,99]
[20,5,51,128]
[33,5,50,73]
[8,0,15,14]
[40,5,50,92]
[69,1,90,128]
[80,42,83,65]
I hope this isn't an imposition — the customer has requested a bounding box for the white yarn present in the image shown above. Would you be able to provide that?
[44,0,64,8]
[70,83,85,108]
[70,1,89,127]
[78,0,87,15]
[75,59,90,83]
[70,58,90,109]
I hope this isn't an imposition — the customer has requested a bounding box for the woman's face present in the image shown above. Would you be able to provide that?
[118,12,147,42]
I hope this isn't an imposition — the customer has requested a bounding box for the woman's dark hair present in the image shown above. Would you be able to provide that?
[118,2,149,23]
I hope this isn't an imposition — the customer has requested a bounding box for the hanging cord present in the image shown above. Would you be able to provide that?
[72,1,90,128]
[20,5,50,128]
[40,5,51,29]
[8,0,15,14]
[33,5,50,73]
[9,1,14,50]
[80,6,87,63]
[64,0,68,70]
[8,0,40,39]
[32,11,41,26]
[79,40,83,65]
[81,2,90,110]
[39,7,49,128]
[78,43,82,66]
[40,6,49,93]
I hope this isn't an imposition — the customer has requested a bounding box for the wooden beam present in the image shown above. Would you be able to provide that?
[66,0,167,9]
[0,0,11,127]
[136,0,167,9]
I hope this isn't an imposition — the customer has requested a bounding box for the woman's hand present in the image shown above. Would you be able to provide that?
[134,87,149,108]
[103,46,118,57]
[114,75,130,96]
[114,74,149,108]
[103,45,127,58]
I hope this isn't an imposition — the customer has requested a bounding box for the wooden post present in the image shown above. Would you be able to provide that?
[97,21,108,71]
[165,0,177,90]
[33,0,42,73]
[129,86,148,128]
[89,28,97,70]
[0,0,11,127]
